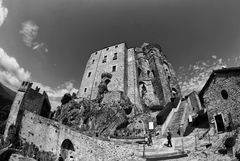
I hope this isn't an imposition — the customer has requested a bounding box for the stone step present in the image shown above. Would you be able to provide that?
[163,101,188,137]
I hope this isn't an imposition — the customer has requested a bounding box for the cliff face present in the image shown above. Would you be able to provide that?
[53,91,146,137]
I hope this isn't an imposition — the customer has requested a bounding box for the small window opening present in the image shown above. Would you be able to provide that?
[84,88,87,92]
[106,48,109,51]
[102,56,107,63]
[147,70,150,77]
[152,70,155,77]
[112,66,116,72]
[221,90,228,100]
[95,52,97,55]
[115,45,118,48]
[88,72,91,77]
[113,53,117,60]
[138,68,142,77]
[92,59,95,64]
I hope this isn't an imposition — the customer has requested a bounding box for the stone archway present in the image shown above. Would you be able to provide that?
[59,139,75,161]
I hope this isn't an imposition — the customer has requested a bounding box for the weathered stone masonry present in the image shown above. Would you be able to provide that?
[78,42,181,113]
[199,67,240,133]
[19,110,144,161]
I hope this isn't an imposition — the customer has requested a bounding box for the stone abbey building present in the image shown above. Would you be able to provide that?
[78,42,181,113]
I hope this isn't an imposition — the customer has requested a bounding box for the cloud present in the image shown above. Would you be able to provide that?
[0,0,8,27]
[177,56,227,96]
[211,55,217,59]
[0,48,31,89]
[19,20,48,53]
[0,48,77,110]
[33,81,78,110]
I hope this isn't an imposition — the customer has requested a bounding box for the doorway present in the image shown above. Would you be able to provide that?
[214,114,225,133]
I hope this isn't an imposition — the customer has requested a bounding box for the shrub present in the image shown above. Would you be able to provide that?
[224,137,236,149]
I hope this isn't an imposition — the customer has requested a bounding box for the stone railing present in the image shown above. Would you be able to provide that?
[180,102,189,136]
[161,99,182,135]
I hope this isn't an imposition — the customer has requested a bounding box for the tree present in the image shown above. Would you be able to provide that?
[61,93,72,105]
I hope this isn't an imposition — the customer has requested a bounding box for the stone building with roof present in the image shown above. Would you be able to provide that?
[199,67,240,133]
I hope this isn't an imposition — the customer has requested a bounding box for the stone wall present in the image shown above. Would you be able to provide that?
[4,92,24,140]
[126,48,142,113]
[79,43,127,100]
[187,91,201,115]
[19,110,145,161]
[202,72,240,132]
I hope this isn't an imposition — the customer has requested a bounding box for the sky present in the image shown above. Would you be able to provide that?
[1,0,240,109]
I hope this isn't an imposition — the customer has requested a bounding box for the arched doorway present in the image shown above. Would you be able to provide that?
[59,139,75,160]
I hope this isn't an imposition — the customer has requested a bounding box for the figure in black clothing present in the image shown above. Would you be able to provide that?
[147,132,152,146]
[167,129,172,147]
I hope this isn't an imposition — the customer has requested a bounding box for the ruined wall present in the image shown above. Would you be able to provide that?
[187,91,201,115]
[79,43,127,100]
[126,48,142,112]
[202,73,240,131]
[4,92,24,140]
[19,110,144,161]
[21,89,49,116]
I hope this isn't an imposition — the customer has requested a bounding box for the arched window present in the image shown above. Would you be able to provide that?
[61,139,75,151]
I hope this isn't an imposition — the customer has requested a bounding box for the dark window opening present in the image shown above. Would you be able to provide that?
[102,56,107,63]
[92,60,95,64]
[106,48,109,51]
[95,52,97,55]
[84,88,87,92]
[221,90,228,100]
[115,45,118,48]
[168,76,171,80]
[88,72,91,77]
[112,66,116,72]
[147,70,150,77]
[152,70,155,77]
[113,53,117,60]
[138,68,142,77]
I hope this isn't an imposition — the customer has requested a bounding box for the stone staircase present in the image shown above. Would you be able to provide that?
[163,100,188,137]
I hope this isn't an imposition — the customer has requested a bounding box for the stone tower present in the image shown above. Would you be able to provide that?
[4,81,51,140]
[78,42,181,112]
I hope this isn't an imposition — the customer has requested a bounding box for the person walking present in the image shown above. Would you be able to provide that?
[167,128,172,147]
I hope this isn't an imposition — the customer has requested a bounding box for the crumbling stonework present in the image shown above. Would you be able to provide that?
[4,81,51,141]
[78,42,181,113]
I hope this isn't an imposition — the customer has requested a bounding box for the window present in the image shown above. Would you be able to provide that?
[106,48,109,51]
[112,66,116,72]
[152,70,155,77]
[115,45,118,48]
[92,59,95,64]
[221,90,228,100]
[102,56,107,63]
[147,70,150,77]
[84,88,87,92]
[113,53,117,60]
[88,72,91,77]
[95,52,97,55]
